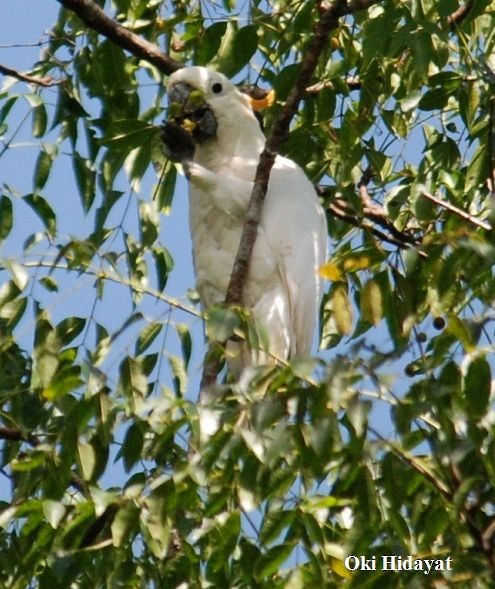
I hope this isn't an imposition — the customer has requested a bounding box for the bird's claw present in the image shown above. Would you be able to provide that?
[160,120,195,163]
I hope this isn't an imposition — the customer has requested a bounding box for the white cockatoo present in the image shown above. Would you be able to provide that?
[162,66,328,367]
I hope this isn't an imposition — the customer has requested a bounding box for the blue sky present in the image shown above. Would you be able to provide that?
[0,1,205,497]
[0,0,201,367]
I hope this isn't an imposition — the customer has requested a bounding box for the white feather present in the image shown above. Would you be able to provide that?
[167,67,328,366]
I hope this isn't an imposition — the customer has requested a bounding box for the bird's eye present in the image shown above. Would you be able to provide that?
[211,82,223,94]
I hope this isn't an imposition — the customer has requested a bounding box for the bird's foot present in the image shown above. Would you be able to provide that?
[160,120,195,163]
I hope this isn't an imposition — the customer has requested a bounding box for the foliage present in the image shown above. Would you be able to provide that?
[1,0,495,587]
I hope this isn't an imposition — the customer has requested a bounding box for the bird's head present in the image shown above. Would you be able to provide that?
[166,67,273,146]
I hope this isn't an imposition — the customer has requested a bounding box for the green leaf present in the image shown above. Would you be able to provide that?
[168,355,187,396]
[43,364,82,401]
[176,324,192,369]
[196,22,227,65]
[400,91,422,113]
[11,449,47,471]
[42,500,66,529]
[101,119,157,148]
[24,193,57,237]
[139,200,159,246]
[418,87,450,111]
[39,276,59,292]
[152,246,173,291]
[254,544,294,580]
[464,355,491,420]
[331,284,353,335]
[465,142,489,192]
[459,81,480,131]
[95,190,125,232]
[0,296,27,330]
[205,306,240,342]
[111,503,139,547]
[136,322,162,355]
[144,484,172,558]
[122,422,144,472]
[78,441,96,481]
[260,510,295,545]
[32,104,47,138]
[33,149,54,191]
[0,195,13,242]
[73,151,96,213]
[119,357,148,398]
[34,319,60,389]
[154,164,176,214]
[56,317,86,346]
[211,24,258,77]
[0,95,18,126]
[360,278,383,325]
[446,315,474,352]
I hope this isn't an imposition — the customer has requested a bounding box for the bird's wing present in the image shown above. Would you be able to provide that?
[261,157,328,357]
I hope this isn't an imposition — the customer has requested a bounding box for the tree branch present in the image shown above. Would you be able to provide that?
[316,183,425,255]
[329,200,411,249]
[0,63,63,87]
[225,0,384,306]
[0,426,38,445]
[56,0,181,75]
[199,0,387,392]
[356,171,420,246]
[421,191,492,231]
[447,0,475,26]
[306,76,361,94]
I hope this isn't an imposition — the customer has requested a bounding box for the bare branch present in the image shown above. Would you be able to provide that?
[357,168,377,210]
[447,0,475,26]
[56,0,181,75]
[421,191,492,231]
[0,63,63,87]
[0,427,26,442]
[355,172,420,247]
[328,199,411,249]
[317,184,425,254]
[306,75,361,94]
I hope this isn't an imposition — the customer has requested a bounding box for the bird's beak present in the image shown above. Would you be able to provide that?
[168,82,196,107]
[167,82,218,143]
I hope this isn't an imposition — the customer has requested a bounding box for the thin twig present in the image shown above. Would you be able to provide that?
[447,0,475,26]
[19,259,200,318]
[357,168,379,211]
[0,427,37,445]
[0,63,63,87]
[328,200,415,250]
[356,174,421,247]
[306,76,361,94]
[422,191,492,231]
[488,98,495,197]
[317,182,423,252]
